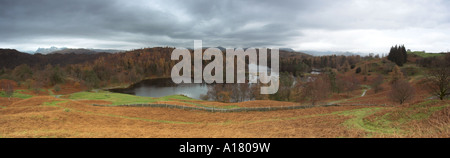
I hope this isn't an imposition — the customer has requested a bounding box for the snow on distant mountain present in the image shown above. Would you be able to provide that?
[50,48,99,54]
[279,48,295,52]
[89,49,124,53]
[34,47,124,54]
[35,46,67,54]
[186,47,295,52]
[301,50,365,56]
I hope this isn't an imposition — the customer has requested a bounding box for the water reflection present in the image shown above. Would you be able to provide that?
[110,64,278,100]
[109,78,209,100]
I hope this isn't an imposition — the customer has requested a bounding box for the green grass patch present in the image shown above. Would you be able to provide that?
[389,100,449,124]
[69,91,196,105]
[0,90,33,99]
[69,91,158,105]
[408,51,444,58]
[42,100,68,107]
[410,99,439,108]
[337,100,450,137]
[158,95,195,101]
[333,107,403,135]
[42,100,73,113]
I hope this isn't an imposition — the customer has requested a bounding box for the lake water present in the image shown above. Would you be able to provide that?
[109,64,278,100]
[109,78,209,100]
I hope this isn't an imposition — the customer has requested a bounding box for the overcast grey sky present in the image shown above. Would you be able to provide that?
[0,0,449,53]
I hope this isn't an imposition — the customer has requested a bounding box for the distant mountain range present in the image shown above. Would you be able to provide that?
[0,47,311,69]
[185,47,295,52]
[35,46,67,54]
[184,47,366,56]
[34,46,124,54]
[32,46,368,56]
[0,49,109,69]
[300,50,366,56]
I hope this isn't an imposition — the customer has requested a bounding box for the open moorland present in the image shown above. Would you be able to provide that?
[0,80,448,138]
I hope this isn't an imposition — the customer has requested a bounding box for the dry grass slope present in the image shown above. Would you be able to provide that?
[0,90,448,137]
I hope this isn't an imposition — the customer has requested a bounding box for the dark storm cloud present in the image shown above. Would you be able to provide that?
[0,0,329,49]
[0,0,449,52]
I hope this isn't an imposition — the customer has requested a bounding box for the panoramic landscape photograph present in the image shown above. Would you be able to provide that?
[0,0,449,139]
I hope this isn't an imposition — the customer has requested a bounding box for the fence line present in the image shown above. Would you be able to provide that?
[92,103,386,113]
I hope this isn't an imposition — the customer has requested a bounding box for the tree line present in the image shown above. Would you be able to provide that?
[387,45,407,66]
[1,46,448,104]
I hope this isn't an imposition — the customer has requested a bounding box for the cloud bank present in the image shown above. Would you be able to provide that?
[1,0,449,53]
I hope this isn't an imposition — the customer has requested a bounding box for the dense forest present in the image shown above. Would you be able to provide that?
[1,46,449,104]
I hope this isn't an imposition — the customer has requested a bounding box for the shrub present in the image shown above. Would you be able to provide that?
[355,67,361,73]
[389,80,415,104]
[54,85,61,92]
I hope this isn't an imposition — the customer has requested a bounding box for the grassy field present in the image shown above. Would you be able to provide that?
[0,90,33,99]
[0,85,448,138]
[408,51,444,58]
[0,66,448,138]
[67,91,194,105]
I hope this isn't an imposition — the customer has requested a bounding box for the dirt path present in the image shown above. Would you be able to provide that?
[328,85,371,105]
[361,89,367,97]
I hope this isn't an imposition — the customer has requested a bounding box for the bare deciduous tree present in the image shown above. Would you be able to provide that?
[206,84,222,101]
[390,65,404,84]
[5,83,14,99]
[1,80,14,100]
[300,74,331,105]
[424,65,450,100]
[389,80,415,104]
[371,74,384,93]
[336,75,360,94]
